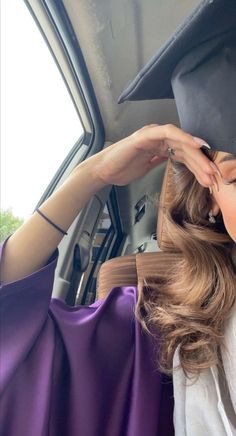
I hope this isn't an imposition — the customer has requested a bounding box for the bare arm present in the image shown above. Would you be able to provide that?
[0,157,108,284]
[0,123,217,285]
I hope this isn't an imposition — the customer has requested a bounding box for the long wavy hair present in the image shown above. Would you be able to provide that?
[135,150,236,379]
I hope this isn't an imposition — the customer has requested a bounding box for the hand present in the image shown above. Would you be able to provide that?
[90,123,219,187]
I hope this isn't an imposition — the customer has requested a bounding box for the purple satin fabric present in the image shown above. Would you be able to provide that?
[0,235,174,435]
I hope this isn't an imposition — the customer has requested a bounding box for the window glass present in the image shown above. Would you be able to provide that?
[1,0,84,242]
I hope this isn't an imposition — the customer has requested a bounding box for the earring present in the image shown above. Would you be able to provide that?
[208,210,216,223]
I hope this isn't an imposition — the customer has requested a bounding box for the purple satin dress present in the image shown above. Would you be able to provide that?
[0,235,174,436]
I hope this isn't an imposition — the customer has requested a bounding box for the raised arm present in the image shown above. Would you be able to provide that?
[0,159,107,284]
[0,124,217,284]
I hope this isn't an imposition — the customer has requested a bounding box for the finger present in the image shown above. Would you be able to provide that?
[194,171,218,189]
[185,147,221,179]
[164,146,216,187]
[136,123,220,182]
[164,138,220,180]
[146,124,213,174]
[193,170,216,188]
[147,124,198,149]
[140,123,206,161]
[184,156,218,187]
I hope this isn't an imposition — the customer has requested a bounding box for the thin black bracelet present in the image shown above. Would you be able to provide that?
[36,208,68,235]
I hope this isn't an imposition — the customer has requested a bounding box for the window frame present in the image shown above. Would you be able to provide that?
[24,0,105,211]
[76,186,124,305]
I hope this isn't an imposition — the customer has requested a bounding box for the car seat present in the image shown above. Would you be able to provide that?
[97,158,183,300]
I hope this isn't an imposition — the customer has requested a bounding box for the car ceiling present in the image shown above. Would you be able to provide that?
[63,0,200,142]
[61,0,201,253]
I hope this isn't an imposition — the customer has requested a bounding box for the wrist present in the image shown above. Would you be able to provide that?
[73,155,109,193]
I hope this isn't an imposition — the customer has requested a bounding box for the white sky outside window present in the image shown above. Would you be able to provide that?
[1,0,84,221]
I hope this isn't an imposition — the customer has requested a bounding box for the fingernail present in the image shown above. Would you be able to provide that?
[201,144,212,150]
[210,162,221,177]
[193,136,211,148]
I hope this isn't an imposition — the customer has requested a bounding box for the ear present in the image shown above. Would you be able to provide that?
[209,188,221,216]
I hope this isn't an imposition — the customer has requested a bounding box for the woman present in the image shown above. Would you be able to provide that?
[0,123,220,436]
[116,0,236,431]
[135,145,236,435]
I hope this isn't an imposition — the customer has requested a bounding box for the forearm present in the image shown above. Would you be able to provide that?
[0,157,108,284]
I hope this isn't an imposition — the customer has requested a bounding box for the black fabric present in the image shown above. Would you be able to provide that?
[118,0,236,154]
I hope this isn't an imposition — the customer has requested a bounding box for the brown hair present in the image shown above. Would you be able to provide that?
[135,151,236,379]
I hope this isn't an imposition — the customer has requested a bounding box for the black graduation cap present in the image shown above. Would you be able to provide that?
[117,0,236,154]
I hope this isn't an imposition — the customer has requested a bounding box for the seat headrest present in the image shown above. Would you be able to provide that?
[156,158,176,252]
[96,158,180,300]
[97,251,182,300]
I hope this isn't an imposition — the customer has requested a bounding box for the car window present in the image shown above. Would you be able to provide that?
[0,0,84,243]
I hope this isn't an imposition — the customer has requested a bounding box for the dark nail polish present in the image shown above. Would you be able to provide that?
[201,144,211,150]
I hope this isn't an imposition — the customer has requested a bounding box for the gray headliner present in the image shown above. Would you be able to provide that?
[62,0,201,253]
[63,0,200,142]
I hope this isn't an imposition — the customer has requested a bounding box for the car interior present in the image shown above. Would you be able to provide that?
[25,0,200,306]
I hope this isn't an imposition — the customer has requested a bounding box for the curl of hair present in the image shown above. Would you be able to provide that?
[135,152,236,380]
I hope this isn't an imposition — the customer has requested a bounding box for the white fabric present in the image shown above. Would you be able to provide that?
[173,301,236,436]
